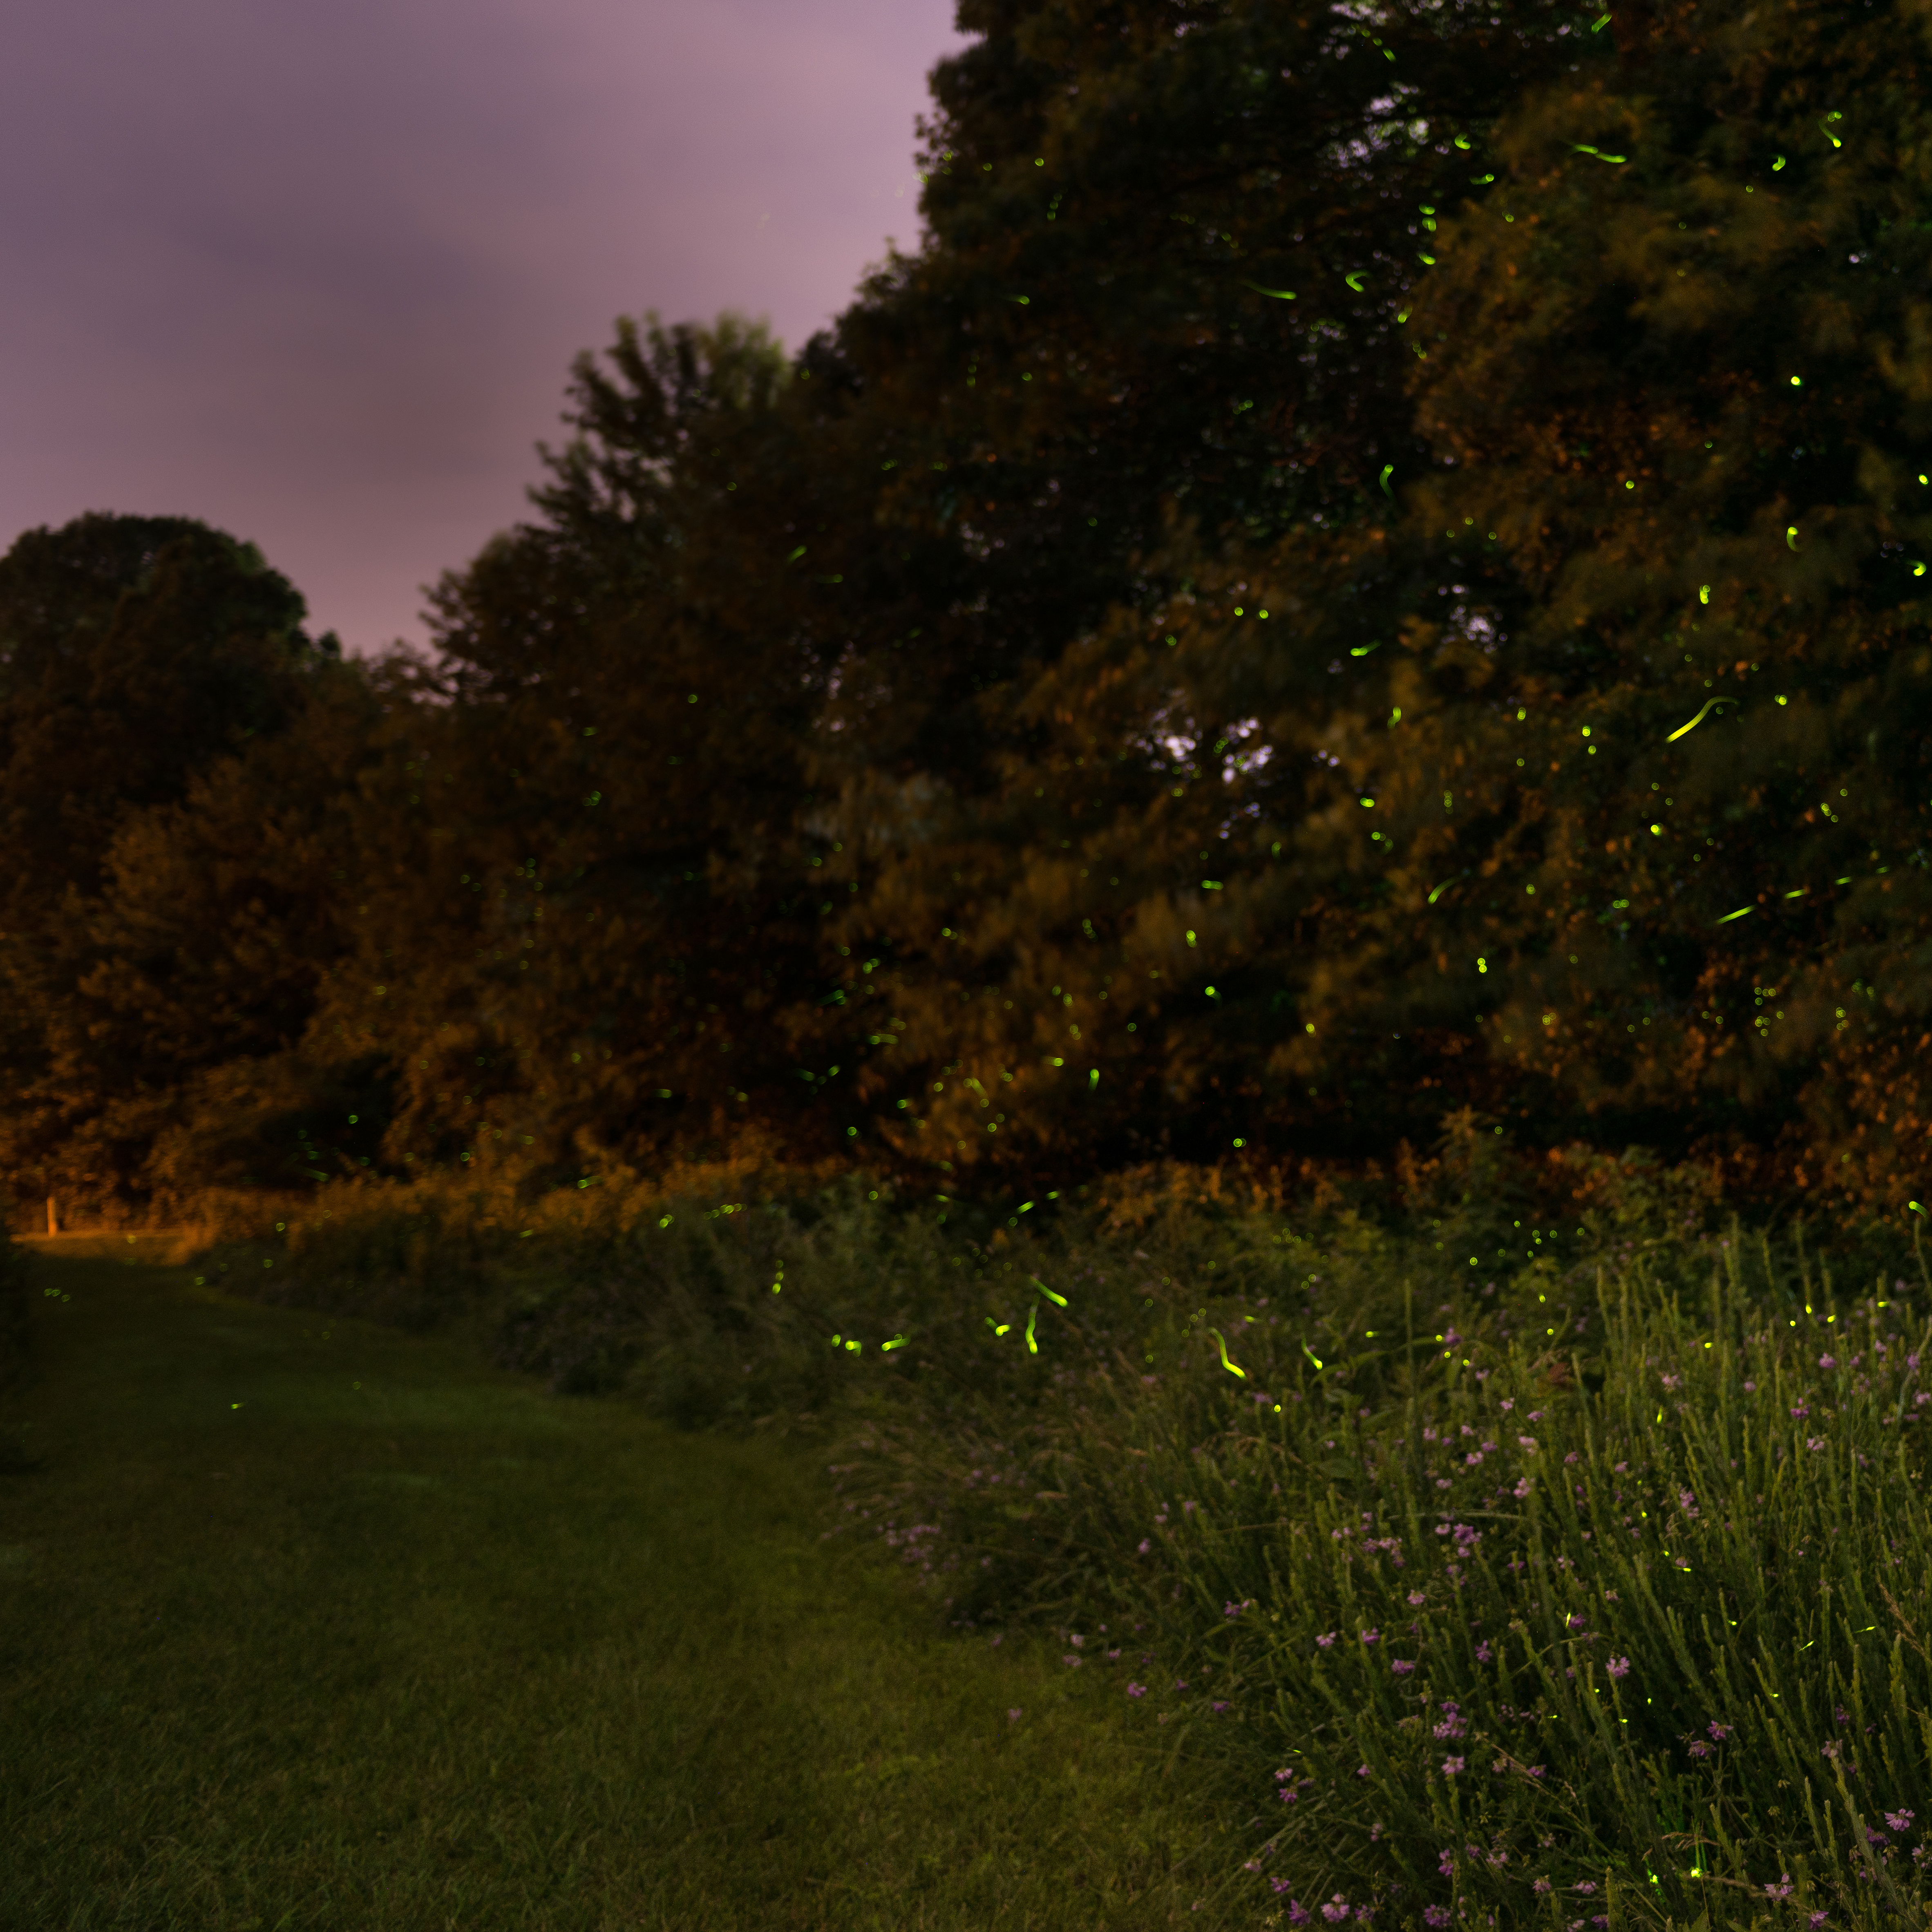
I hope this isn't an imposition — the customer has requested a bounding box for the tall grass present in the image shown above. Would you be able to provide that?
[190,1130,1932,1928]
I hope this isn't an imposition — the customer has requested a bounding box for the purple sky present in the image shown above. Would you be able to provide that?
[1,0,966,660]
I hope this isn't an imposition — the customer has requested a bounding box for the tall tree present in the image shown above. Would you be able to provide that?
[1348,0,1932,1216]
[347,313,864,1185]
[0,513,347,1213]
[5,657,388,1211]
[785,0,1638,1182]
[833,0,1932,1219]
[0,513,338,923]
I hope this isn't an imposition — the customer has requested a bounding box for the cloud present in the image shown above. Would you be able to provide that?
[0,0,965,655]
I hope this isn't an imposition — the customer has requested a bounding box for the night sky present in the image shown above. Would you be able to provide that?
[1,0,965,659]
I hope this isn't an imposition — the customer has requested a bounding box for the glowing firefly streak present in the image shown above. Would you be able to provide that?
[1666,697,1736,742]
[1025,1304,1039,1353]
[1208,1328,1248,1378]
[1351,641,1381,657]
[1345,272,1366,292]
[1715,906,1754,925]
[1379,465,1395,496]
[1301,1340,1326,1372]
[1244,282,1297,300]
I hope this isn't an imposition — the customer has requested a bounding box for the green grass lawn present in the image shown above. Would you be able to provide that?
[0,1254,1259,1932]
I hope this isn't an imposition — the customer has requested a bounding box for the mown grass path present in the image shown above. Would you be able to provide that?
[0,1257,1248,1932]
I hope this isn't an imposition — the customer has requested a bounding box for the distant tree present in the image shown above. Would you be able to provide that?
[331,313,861,1184]
[0,512,338,922]
[0,513,347,1214]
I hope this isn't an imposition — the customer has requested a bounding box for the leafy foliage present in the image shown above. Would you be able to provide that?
[7,0,1932,1239]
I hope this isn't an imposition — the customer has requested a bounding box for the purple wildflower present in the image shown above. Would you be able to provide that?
[1441,1756,1465,1776]
[1607,1655,1632,1679]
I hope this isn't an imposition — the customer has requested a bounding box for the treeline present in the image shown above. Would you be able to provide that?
[4,0,1930,1229]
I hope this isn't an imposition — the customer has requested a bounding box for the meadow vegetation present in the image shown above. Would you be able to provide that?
[0,1241,1265,1932]
[25,1121,1905,1930]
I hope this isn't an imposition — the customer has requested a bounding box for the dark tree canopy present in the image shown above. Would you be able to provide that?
[0,512,338,922]
[7,0,1932,1232]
